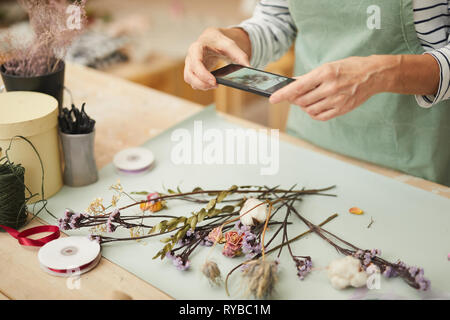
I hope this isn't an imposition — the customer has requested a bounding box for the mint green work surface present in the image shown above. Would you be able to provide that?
[41,107,450,299]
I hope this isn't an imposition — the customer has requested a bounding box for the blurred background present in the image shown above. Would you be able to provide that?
[0,0,295,130]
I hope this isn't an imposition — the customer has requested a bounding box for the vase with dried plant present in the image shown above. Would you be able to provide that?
[0,0,86,110]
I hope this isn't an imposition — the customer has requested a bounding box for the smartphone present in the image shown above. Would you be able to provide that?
[212,64,295,97]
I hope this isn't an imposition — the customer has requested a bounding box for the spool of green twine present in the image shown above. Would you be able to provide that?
[0,162,28,229]
[0,137,56,231]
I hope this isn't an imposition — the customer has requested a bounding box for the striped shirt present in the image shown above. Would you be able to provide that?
[238,0,450,108]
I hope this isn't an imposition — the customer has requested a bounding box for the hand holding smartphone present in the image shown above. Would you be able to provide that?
[212,64,295,97]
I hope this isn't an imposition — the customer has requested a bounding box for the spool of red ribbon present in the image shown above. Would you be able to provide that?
[0,224,60,247]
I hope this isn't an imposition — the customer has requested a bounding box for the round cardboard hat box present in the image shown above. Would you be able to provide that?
[0,91,63,202]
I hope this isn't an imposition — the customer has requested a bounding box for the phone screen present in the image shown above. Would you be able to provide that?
[222,67,289,90]
[212,64,294,97]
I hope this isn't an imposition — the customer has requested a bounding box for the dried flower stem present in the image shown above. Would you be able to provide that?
[96,186,336,218]
[286,203,430,290]
[261,203,273,260]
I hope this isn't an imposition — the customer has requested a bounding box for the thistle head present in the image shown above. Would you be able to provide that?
[201,260,222,286]
[241,258,279,299]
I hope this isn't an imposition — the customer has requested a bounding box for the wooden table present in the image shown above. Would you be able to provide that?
[0,64,448,300]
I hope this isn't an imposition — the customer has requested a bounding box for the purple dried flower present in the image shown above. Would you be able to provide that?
[57,218,69,230]
[413,268,430,291]
[370,249,381,257]
[419,280,431,291]
[63,209,74,220]
[382,266,394,278]
[354,249,381,269]
[67,213,83,229]
[68,221,77,229]
[110,209,121,222]
[234,221,250,235]
[385,261,431,291]
[241,231,261,258]
[294,256,312,280]
[408,266,418,277]
[173,255,190,271]
[106,220,116,233]
[58,210,84,230]
[177,229,198,246]
[165,251,175,260]
[200,238,213,246]
[354,250,364,258]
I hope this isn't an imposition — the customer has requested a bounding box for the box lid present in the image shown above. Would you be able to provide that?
[0,91,59,138]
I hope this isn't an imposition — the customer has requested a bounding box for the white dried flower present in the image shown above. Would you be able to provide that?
[327,256,368,290]
[239,198,268,226]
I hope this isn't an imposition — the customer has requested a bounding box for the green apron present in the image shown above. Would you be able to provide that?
[286,0,450,186]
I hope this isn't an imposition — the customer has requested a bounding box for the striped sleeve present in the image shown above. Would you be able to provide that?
[236,0,297,69]
[416,48,450,108]
[414,1,450,108]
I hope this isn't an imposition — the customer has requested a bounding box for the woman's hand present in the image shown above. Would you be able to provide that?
[269,54,440,121]
[269,56,388,121]
[184,27,251,91]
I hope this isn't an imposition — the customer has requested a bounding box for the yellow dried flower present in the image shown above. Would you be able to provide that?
[129,226,145,242]
[111,194,120,207]
[110,179,124,193]
[87,197,105,215]
[140,193,165,213]
[349,207,364,215]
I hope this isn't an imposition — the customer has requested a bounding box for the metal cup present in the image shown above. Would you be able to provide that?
[59,130,98,187]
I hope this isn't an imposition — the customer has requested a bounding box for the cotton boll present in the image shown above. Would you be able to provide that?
[329,257,355,279]
[350,271,368,288]
[328,256,368,290]
[239,198,268,226]
[330,276,350,290]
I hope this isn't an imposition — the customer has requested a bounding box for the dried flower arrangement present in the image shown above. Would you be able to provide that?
[58,182,430,298]
[1,0,86,77]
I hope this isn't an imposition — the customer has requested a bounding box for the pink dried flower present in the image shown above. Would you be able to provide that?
[224,231,243,250]
[207,227,224,244]
[222,231,243,258]
[222,244,239,257]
